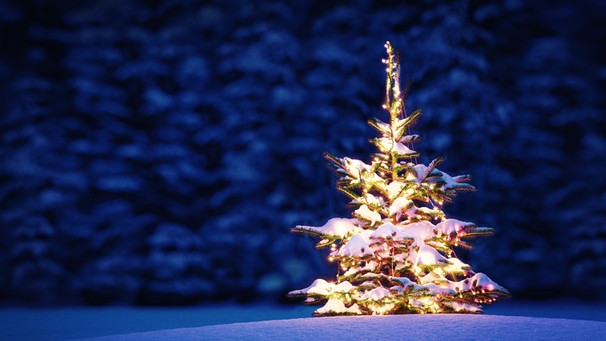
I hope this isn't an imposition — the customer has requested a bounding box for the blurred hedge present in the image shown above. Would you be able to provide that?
[0,0,605,305]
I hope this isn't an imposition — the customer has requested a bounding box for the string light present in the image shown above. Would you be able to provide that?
[288,41,509,316]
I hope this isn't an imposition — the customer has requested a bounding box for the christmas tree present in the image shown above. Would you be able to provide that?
[289,42,509,316]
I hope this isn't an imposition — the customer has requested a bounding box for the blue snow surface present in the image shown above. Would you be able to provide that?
[1,299,605,341]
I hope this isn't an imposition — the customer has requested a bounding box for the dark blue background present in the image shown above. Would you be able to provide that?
[1,0,605,306]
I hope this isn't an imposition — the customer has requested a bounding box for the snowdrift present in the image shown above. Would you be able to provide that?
[78,314,606,341]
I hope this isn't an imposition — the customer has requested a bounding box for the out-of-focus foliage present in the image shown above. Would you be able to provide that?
[0,0,604,305]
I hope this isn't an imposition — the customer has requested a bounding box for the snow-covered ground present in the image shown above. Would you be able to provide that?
[81,314,606,341]
[1,299,605,341]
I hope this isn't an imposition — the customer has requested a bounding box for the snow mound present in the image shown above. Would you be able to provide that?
[77,314,606,341]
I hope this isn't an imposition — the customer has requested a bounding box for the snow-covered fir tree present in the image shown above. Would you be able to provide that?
[289,42,509,316]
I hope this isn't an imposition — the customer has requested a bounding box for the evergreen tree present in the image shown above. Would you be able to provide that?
[289,42,508,315]
[9,215,66,304]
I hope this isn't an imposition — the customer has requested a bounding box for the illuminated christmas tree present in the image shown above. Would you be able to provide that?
[289,42,509,316]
